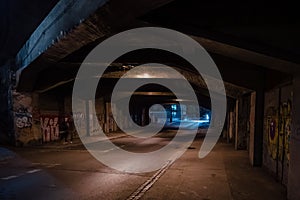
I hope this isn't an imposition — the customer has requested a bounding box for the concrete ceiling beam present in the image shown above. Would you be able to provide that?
[190,35,300,74]
[15,0,174,89]
[33,62,250,98]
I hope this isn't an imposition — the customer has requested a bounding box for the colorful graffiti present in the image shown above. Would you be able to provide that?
[267,100,291,162]
[279,100,291,162]
[40,116,60,142]
[15,108,32,129]
[267,115,278,160]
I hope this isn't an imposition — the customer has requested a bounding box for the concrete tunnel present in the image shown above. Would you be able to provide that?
[0,0,300,199]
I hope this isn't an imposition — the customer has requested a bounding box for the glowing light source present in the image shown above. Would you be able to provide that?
[136,73,151,78]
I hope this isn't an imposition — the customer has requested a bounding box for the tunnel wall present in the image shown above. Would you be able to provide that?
[263,84,292,186]
[10,90,125,146]
[12,91,67,145]
[288,74,300,200]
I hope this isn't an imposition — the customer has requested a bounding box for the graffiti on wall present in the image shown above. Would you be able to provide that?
[40,116,60,142]
[73,112,85,131]
[284,118,291,161]
[15,108,32,129]
[72,112,104,135]
[279,100,291,162]
[267,114,278,160]
[267,100,292,162]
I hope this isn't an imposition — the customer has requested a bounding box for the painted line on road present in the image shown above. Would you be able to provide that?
[1,175,19,180]
[32,162,61,168]
[97,145,127,153]
[26,169,42,174]
[102,148,116,153]
[0,169,42,181]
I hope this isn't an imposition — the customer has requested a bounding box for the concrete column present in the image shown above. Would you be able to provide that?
[0,61,15,145]
[228,111,235,142]
[235,100,239,150]
[252,87,264,166]
[112,103,117,132]
[236,95,251,150]
[249,92,256,165]
[85,100,90,136]
[288,73,300,200]
[105,102,111,133]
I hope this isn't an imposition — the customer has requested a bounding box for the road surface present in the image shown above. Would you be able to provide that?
[0,130,286,200]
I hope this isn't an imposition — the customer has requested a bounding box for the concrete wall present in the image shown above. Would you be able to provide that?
[263,85,292,186]
[13,91,42,146]
[73,98,119,136]
[12,90,71,145]
[288,74,300,200]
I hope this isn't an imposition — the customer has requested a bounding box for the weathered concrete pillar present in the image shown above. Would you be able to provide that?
[234,100,239,150]
[105,102,110,133]
[112,103,118,132]
[252,86,264,166]
[228,111,235,143]
[141,107,150,127]
[85,100,90,136]
[249,92,256,165]
[288,73,300,200]
[0,61,14,145]
[236,94,251,150]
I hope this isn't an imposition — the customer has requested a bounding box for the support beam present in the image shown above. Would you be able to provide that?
[249,92,256,165]
[191,35,300,74]
[252,82,265,166]
[16,0,109,71]
[85,100,90,136]
[22,61,250,99]
[234,100,239,150]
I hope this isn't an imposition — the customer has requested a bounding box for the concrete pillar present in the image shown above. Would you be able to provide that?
[228,111,235,142]
[288,73,300,200]
[141,108,144,126]
[141,107,150,126]
[252,87,264,166]
[0,61,14,144]
[85,100,90,136]
[105,102,111,133]
[112,103,118,132]
[236,95,251,150]
[249,92,256,165]
[235,100,239,150]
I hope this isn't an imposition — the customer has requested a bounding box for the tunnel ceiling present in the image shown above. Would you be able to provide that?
[140,0,300,63]
[9,0,300,99]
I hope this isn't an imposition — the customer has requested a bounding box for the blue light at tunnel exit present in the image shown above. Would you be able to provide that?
[171,105,177,110]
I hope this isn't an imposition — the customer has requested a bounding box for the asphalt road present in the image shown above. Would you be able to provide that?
[0,130,286,200]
